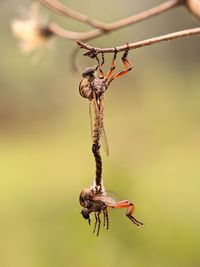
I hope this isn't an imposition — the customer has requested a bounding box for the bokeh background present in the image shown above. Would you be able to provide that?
[0,1,200,267]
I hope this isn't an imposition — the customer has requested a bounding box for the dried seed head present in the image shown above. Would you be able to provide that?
[11,2,53,53]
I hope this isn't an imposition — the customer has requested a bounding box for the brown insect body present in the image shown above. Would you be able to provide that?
[79,184,143,236]
[79,74,108,101]
[79,73,107,146]
[79,186,109,236]
[79,50,143,236]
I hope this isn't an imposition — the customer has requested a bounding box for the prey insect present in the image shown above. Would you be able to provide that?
[79,181,143,236]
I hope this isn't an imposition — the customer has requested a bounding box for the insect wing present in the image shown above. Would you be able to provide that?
[101,125,109,156]
[93,92,109,156]
[89,101,93,141]
[93,193,116,205]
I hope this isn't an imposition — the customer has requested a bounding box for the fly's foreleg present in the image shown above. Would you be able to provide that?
[96,212,101,236]
[107,48,117,78]
[103,209,109,230]
[108,44,133,85]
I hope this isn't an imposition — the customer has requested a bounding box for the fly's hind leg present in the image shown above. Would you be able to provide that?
[107,48,117,78]
[126,203,144,227]
[107,200,143,227]
[108,44,133,85]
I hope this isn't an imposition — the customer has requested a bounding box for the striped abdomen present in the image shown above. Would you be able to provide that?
[79,79,93,100]
[92,94,104,146]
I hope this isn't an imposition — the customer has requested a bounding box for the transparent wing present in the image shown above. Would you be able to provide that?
[89,92,109,156]
[93,193,116,205]
[101,125,109,156]
[93,93,109,156]
[89,101,93,141]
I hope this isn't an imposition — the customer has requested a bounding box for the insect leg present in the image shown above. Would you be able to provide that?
[96,212,101,236]
[93,212,98,234]
[98,53,105,78]
[126,203,144,227]
[94,53,105,78]
[107,200,143,227]
[107,48,117,78]
[108,44,133,85]
[101,52,105,66]
[103,209,109,230]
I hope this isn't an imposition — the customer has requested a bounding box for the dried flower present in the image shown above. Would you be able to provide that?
[11,3,53,53]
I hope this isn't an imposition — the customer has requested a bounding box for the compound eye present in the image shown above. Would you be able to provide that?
[82,67,95,77]
[81,208,90,219]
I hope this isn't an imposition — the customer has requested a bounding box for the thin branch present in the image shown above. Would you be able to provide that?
[105,0,182,30]
[45,0,182,40]
[37,0,108,30]
[48,22,101,40]
[77,27,200,53]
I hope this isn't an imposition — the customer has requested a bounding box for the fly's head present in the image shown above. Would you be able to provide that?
[82,67,96,79]
[79,188,95,223]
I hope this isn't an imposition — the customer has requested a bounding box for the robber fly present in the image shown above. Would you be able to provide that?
[79,181,143,236]
[79,46,133,158]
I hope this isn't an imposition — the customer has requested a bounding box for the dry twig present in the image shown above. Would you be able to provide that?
[77,27,200,53]
[35,0,200,70]
[37,0,108,30]
[42,0,182,40]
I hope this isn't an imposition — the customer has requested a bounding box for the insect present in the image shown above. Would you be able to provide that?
[79,46,133,155]
[79,47,143,236]
[79,181,144,236]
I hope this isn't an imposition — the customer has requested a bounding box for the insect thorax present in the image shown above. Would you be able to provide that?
[79,188,107,213]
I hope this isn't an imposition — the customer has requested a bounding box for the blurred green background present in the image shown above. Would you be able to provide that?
[0,1,200,267]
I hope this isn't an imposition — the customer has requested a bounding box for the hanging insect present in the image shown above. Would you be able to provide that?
[79,180,144,236]
[79,46,133,189]
[79,47,133,145]
[79,47,143,236]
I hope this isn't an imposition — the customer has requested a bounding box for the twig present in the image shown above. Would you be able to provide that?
[37,0,199,71]
[43,0,182,40]
[77,27,200,53]
[105,0,182,30]
[46,0,183,71]
[37,0,108,30]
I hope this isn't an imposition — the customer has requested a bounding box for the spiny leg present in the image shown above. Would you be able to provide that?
[93,212,98,234]
[107,48,117,78]
[103,209,109,230]
[107,200,143,227]
[126,203,144,227]
[101,53,105,67]
[96,212,101,236]
[95,53,105,78]
[108,44,133,85]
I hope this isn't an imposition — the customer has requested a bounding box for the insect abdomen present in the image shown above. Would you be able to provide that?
[79,79,93,100]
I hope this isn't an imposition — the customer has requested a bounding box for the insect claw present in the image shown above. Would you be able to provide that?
[113,47,118,59]
[122,43,130,59]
